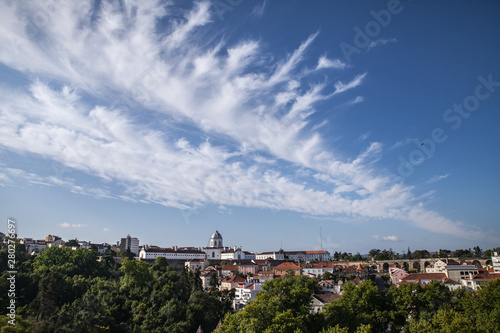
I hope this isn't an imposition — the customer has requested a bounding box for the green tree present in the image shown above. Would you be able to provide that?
[387,280,452,332]
[64,239,79,248]
[218,275,316,333]
[322,280,389,333]
[408,308,475,333]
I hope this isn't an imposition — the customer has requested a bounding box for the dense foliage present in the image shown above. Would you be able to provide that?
[219,277,500,333]
[1,244,499,332]
[0,246,233,332]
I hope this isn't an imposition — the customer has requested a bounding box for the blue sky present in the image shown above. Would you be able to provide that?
[0,0,499,255]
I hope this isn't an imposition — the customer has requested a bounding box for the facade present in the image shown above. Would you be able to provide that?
[221,275,246,290]
[238,262,260,276]
[45,235,61,242]
[22,238,48,254]
[284,250,330,262]
[389,266,409,285]
[255,251,285,260]
[310,294,341,314]
[461,273,500,291]
[200,269,218,290]
[120,235,139,256]
[318,280,343,294]
[426,259,460,273]
[302,262,337,277]
[399,273,447,285]
[185,259,208,272]
[139,245,206,260]
[221,264,239,277]
[445,265,478,281]
[221,247,244,261]
[233,282,263,311]
[274,262,301,276]
[255,271,274,282]
[492,252,500,273]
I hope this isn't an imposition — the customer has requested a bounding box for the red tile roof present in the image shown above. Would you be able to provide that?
[222,265,238,271]
[274,262,301,269]
[400,273,447,281]
[468,273,500,281]
[223,275,246,283]
[312,294,341,303]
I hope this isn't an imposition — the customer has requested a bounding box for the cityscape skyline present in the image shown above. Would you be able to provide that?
[0,1,499,254]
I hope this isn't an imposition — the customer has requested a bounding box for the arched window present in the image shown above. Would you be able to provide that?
[212,252,215,258]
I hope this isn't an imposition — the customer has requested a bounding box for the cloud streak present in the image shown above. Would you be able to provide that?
[0,0,487,241]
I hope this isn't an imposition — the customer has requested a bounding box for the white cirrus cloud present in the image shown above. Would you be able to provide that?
[372,235,399,242]
[0,0,488,242]
[60,222,86,228]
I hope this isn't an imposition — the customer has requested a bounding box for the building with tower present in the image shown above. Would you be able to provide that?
[204,230,224,260]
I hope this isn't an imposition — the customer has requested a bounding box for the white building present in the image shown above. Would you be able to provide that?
[302,263,337,277]
[139,245,206,260]
[185,259,208,272]
[233,282,263,311]
[492,252,500,273]
[255,251,285,260]
[221,247,255,261]
[22,238,48,254]
[204,231,224,260]
[284,250,331,262]
[120,235,139,256]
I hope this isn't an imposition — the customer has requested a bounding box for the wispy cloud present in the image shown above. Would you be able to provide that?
[60,222,86,228]
[333,73,367,95]
[367,38,397,51]
[425,173,450,184]
[0,1,486,241]
[372,235,399,242]
[316,56,347,70]
[251,0,267,17]
[390,138,419,150]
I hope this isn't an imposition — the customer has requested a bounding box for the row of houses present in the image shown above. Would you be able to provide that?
[138,230,331,262]
[389,257,500,291]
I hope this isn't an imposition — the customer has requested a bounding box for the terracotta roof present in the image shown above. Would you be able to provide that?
[400,273,447,281]
[319,280,334,285]
[222,265,238,271]
[274,262,301,269]
[258,271,274,275]
[312,294,341,304]
[305,251,329,254]
[223,275,246,283]
[356,263,364,271]
[444,278,461,285]
[468,273,500,281]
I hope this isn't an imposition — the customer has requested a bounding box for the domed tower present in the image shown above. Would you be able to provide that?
[210,230,223,248]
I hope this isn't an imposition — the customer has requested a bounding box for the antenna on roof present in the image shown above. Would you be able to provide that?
[320,227,323,251]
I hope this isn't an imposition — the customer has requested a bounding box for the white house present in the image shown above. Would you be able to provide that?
[221,247,255,260]
[185,259,208,272]
[139,245,206,260]
[302,263,337,277]
[284,250,330,262]
[492,252,500,273]
[233,282,263,311]
[255,251,285,260]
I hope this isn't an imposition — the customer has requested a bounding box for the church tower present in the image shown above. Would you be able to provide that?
[210,230,223,248]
